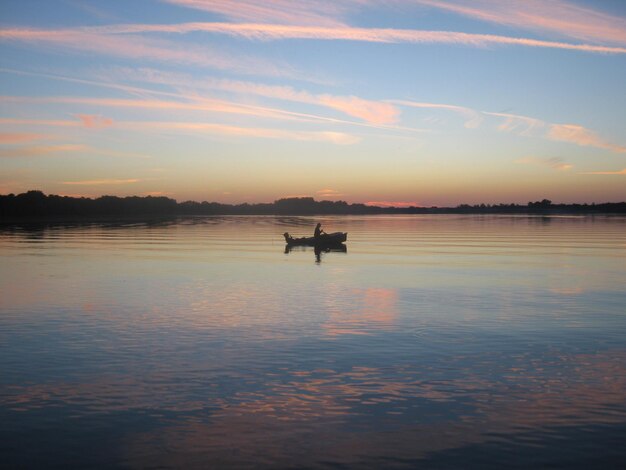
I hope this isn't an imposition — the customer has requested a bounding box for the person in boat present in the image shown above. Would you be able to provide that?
[314,223,325,240]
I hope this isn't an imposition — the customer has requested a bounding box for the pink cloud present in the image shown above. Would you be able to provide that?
[125,121,360,145]
[548,124,626,153]
[142,191,172,196]
[413,0,626,46]
[2,93,407,131]
[0,118,81,127]
[580,168,626,175]
[5,23,625,58]
[515,156,572,171]
[0,134,149,159]
[318,95,399,125]
[162,0,357,27]
[1,95,313,123]
[77,114,113,128]
[0,28,297,79]
[108,69,400,125]
[0,133,47,144]
[391,100,482,128]
[62,178,141,185]
[484,111,545,136]
[0,111,361,145]
[94,22,626,54]
[484,113,624,154]
[0,144,87,158]
[316,188,344,198]
[365,201,420,208]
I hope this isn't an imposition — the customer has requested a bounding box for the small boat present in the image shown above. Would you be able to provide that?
[283,231,347,246]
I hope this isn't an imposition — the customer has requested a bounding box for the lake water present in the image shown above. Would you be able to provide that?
[1,215,625,468]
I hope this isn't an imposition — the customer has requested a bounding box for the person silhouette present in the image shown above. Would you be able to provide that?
[314,223,325,240]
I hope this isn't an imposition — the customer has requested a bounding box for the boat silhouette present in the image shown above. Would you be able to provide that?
[283,231,347,246]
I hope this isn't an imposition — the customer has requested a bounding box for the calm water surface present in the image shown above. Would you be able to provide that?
[1,215,625,468]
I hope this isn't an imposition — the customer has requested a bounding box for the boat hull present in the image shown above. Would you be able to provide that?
[284,232,347,246]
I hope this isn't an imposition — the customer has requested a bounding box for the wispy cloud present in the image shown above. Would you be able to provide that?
[1,92,415,133]
[316,188,344,198]
[62,178,141,185]
[202,79,399,124]
[4,93,621,153]
[0,28,298,79]
[0,133,48,144]
[94,22,626,54]
[0,114,361,145]
[484,111,544,136]
[516,156,572,171]
[392,100,624,154]
[365,201,420,208]
[0,118,83,127]
[485,113,624,153]
[580,168,626,175]
[109,68,400,124]
[141,191,172,197]
[77,114,113,128]
[0,144,87,158]
[125,121,360,145]
[0,132,149,159]
[391,100,482,128]
[413,0,626,46]
[548,124,626,153]
[162,0,358,27]
[66,0,121,22]
[4,23,625,60]
[0,95,317,123]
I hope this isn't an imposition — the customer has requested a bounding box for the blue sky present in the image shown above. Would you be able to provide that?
[1,0,625,205]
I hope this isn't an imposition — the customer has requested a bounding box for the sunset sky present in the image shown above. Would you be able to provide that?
[1,0,625,206]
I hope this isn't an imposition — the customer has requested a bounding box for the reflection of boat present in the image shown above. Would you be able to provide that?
[284,243,347,254]
[283,232,347,246]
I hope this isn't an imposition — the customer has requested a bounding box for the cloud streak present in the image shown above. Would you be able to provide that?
[365,201,420,208]
[484,111,545,136]
[0,115,360,145]
[1,92,416,133]
[0,133,48,144]
[125,121,360,145]
[0,28,298,79]
[0,95,329,125]
[90,22,626,54]
[580,168,626,175]
[77,114,113,128]
[162,0,357,27]
[62,178,141,185]
[548,124,626,153]
[413,0,626,46]
[0,144,88,158]
[393,101,624,154]
[4,93,622,153]
[0,118,83,127]
[3,23,625,59]
[391,100,482,128]
[110,68,400,124]
[516,156,572,171]
[316,188,344,198]
[484,112,624,154]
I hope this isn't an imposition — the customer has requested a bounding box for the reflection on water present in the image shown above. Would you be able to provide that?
[1,215,625,468]
[285,242,347,263]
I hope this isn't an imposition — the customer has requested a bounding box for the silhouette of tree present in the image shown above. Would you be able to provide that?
[1,191,625,219]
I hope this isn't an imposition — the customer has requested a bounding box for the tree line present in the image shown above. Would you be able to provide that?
[1,191,625,219]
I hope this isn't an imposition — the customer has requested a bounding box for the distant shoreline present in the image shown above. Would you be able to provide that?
[1,191,625,220]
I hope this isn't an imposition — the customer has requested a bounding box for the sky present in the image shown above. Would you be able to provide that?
[0,0,625,206]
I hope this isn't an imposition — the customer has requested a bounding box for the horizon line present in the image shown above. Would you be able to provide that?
[2,190,625,209]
